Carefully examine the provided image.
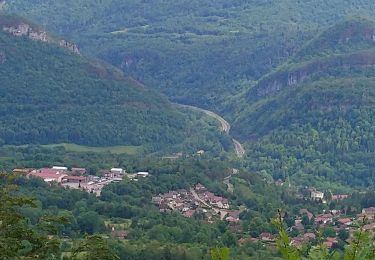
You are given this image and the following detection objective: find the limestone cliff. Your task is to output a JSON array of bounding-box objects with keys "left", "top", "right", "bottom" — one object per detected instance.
[{"left": 2, "top": 21, "right": 79, "bottom": 54}]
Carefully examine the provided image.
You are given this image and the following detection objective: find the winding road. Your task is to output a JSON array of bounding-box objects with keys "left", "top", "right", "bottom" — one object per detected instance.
[{"left": 176, "top": 104, "right": 245, "bottom": 158}]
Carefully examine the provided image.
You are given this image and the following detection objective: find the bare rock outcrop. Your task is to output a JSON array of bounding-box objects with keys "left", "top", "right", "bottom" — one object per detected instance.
[
  {"left": 251, "top": 52, "right": 375, "bottom": 98},
  {"left": 2, "top": 22, "right": 79, "bottom": 54}
]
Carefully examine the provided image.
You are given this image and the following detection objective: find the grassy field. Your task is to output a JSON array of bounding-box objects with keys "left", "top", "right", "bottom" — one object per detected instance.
[{"left": 12, "top": 143, "right": 142, "bottom": 155}]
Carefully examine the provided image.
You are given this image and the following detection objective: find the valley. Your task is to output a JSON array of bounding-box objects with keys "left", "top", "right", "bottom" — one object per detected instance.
[{"left": 3, "top": 1, "right": 375, "bottom": 259}]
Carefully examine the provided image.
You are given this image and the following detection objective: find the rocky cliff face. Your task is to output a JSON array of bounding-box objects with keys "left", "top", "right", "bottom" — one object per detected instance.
[
  {"left": 250, "top": 52, "right": 375, "bottom": 98},
  {"left": 2, "top": 22, "right": 79, "bottom": 54}
]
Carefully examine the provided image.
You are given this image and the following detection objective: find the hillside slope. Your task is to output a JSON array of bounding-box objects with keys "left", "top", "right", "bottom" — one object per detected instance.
[
  {"left": 0, "top": 15, "right": 228, "bottom": 153},
  {"left": 233, "top": 18, "right": 375, "bottom": 187},
  {"left": 7, "top": 0, "right": 375, "bottom": 109}
]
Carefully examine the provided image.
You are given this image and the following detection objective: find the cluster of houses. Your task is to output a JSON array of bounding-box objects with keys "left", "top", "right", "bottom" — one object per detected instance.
[
  {"left": 13, "top": 166, "right": 149, "bottom": 196},
  {"left": 239, "top": 202, "right": 375, "bottom": 249},
  {"left": 152, "top": 183, "right": 241, "bottom": 223},
  {"left": 195, "top": 183, "right": 230, "bottom": 209},
  {"left": 290, "top": 206, "right": 375, "bottom": 248}
]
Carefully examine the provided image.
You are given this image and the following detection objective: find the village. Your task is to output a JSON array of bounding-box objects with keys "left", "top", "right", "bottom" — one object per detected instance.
[
  {"left": 12, "top": 166, "right": 149, "bottom": 196},
  {"left": 152, "top": 183, "right": 242, "bottom": 224},
  {"left": 239, "top": 188, "right": 375, "bottom": 249},
  {"left": 11, "top": 166, "right": 375, "bottom": 249}
]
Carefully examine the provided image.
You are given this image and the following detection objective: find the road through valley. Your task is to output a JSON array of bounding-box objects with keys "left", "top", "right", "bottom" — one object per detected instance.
[{"left": 176, "top": 104, "right": 245, "bottom": 158}]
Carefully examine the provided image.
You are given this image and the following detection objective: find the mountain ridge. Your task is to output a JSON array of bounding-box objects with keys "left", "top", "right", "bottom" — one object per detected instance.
[
  {"left": 0, "top": 14, "right": 228, "bottom": 154},
  {"left": 231, "top": 17, "right": 375, "bottom": 187},
  {"left": 0, "top": 14, "right": 80, "bottom": 53},
  {"left": 246, "top": 18, "right": 375, "bottom": 100}
]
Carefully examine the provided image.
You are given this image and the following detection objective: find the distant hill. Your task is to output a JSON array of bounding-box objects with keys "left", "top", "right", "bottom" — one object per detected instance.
[
  {"left": 8, "top": 0, "right": 375, "bottom": 109},
  {"left": 0, "top": 15, "right": 228, "bottom": 153},
  {"left": 233, "top": 18, "right": 375, "bottom": 187}
]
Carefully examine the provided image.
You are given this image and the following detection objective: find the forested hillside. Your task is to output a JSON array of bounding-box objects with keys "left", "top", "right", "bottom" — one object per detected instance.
[
  {"left": 7, "top": 1, "right": 375, "bottom": 185},
  {"left": 234, "top": 18, "right": 375, "bottom": 187},
  {"left": 5, "top": 3, "right": 375, "bottom": 259},
  {"left": 7, "top": 1, "right": 375, "bottom": 109},
  {"left": 0, "top": 15, "right": 229, "bottom": 153}
]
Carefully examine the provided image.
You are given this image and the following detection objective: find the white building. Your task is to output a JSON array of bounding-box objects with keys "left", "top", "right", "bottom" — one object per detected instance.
[
  {"left": 111, "top": 168, "right": 124, "bottom": 174},
  {"left": 311, "top": 191, "right": 324, "bottom": 200},
  {"left": 137, "top": 172, "right": 149, "bottom": 178}
]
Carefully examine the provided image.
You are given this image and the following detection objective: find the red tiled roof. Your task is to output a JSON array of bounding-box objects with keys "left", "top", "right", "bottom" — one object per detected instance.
[
  {"left": 338, "top": 218, "right": 352, "bottom": 225},
  {"left": 29, "top": 168, "right": 64, "bottom": 181},
  {"left": 304, "top": 233, "right": 316, "bottom": 240}
]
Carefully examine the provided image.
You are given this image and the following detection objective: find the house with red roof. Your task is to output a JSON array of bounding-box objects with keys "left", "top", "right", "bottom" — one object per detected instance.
[
  {"left": 315, "top": 214, "right": 333, "bottom": 225},
  {"left": 324, "top": 237, "right": 337, "bottom": 248},
  {"left": 338, "top": 218, "right": 352, "bottom": 226},
  {"left": 203, "top": 192, "right": 229, "bottom": 209},
  {"left": 28, "top": 168, "right": 67, "bottom": 183},
  {"left": 303, "top": 233, "right": 316, "bottom": 241}
]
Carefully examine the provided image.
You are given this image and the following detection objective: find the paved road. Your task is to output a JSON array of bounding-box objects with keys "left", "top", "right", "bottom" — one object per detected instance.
[
  {"left": 176, "top": 104, "right": 245, "bottom": 158},
  {"left": 178, "top": 104, "right": 230, "bottom": 133},
  {"left": 232, "top": 138, "right": 245, "bottom": 158}
]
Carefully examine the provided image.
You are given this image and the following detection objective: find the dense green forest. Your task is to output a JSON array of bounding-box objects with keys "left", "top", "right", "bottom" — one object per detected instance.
[
  {"left": 232, "top": 18, "right": 375, "bottom": 188},
  {"left": 5, "top": 0, "right": 375, "bottom": 109},
  {"left": 0, "top": 15, "right": 231, "bottom": 154},
  {"left": 5, "top": 2, "right": 375, "bottom": 258}
]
